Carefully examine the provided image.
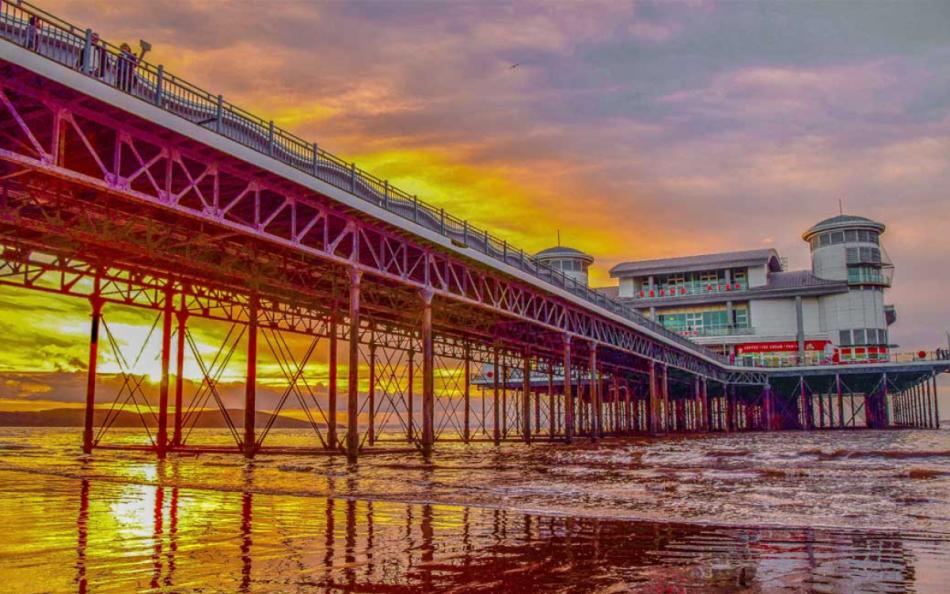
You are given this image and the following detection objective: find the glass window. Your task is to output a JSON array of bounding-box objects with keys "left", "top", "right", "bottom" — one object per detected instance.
[
  {"left": 846, "top": 247, "right": 858, "bottom": 263},
  {"left": 839, "top": 330, "right": 852, "bottom": 346},
  {"left": 831, "top": 231, "right": 845, "bottom": 244},
  {"left": 846, "top": 230, "right": 858, "bottom": 242},
  {"left": 858, "top": 230, "right": 869, "bottom": 242},
  {"left": 820, "top": 233, "right": 830, "bottom": 247},
  {"left": 734, "top": 308, "right": 749, "bottom": 327},
  {"left": 870, "top": 232, "right": 879, "bottom": 245},
  {"left": 854, "top": 329, "right": 866, "bottom": 345}
]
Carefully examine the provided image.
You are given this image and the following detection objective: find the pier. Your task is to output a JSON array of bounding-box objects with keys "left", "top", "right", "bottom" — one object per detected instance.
[{"left": 0, "top": 1, "right": 945, "bottom": 462}]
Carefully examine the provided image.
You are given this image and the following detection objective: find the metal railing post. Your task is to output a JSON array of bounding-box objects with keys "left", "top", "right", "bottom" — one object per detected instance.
[
  {"left": 267, "top": 120, "right": 275, "bottom": 155},
  {"left": 383, "top": 180, "right": 389, "bottom": 209},
  {"left": 215, "top": 95, "right": 223, "bottom": 132},
  {"left": 413, "top": 195, "right": 418, "bottom": 222},
  {"left": 440, "top": 208, "right": 445, "bottom": 235},
  {"left": 155, "top": 65, "right": 164, "bottom": 106},
  {"left": 82, "top": 28, "right": 92, "bottom": 74},
  {"left": 350, "top": 163, "right": 357, "bottom": 192},
  {"left": 311, "top": 142, "right": 319, "bottom": 175}
]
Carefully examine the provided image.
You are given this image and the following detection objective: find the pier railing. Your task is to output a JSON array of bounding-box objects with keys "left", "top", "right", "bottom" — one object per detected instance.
[{"left": 0, "top": 0, "right": 726, "bottom": 363}]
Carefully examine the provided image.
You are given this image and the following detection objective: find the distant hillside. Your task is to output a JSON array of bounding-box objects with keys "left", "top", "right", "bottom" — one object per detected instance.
[{"left": 0, "top": 408, "right": 314, "bottom": 429}]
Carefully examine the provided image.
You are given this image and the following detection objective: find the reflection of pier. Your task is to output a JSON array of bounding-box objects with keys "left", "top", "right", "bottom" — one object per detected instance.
[
  {"left": 71, "top": 465, "right": 931, "bottom": 592},
  {"left": 0, "top": 2, "right": 944, "bottom": 463}
]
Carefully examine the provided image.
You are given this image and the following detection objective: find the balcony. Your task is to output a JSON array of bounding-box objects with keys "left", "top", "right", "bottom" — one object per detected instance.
[
  {"left": 634, "top": 280, "right": 748, "bottom": 301},
  {"left": 674, "top": 325, "right": 755, "bottom": 338},
  {"left": 847, "top": 267, "right": 891, "bottom": 287}
]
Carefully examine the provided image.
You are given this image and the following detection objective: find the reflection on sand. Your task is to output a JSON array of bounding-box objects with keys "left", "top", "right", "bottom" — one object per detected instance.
[{"left": 23, "top": 459, "right": 938, "bottom": 593}]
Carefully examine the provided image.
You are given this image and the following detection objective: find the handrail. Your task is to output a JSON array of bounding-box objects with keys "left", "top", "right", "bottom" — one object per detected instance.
[{"left": 0, "top": 0, "right": 726, "bottom": 363}]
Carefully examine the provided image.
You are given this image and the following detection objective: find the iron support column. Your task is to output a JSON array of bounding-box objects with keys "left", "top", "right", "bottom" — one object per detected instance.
[
  {"left": 702, "top": 378, "right": 710, "bottom": 431},
  {"left": 661, "top": 364, "right": 670, "bottom": 432},
  {"left": 522, "top": 351, "right": 531, "bottom": 443},
  {"left": 836, "top": 374, "right": 844, "bottom": 429},
  {"left": 882, "top": 372, "right": 890, "bottom": 428},
  {"left": 547, "top": 363, "right": 555, "bottom": 438},
  {"left": 647, "top": 360, "right": 658, "bottom": 434},
  {"left": 420, "top": 288, "right": 434, "bottom": 458},
  {"left": 327, "top": 312, "right": 338, "bottom": 449},
  {"left": 82, "top": 297, "right": 103, "bottom": 455},
  {"left": 463, "top": 344, "right": 471, "bottom": 444},
  {"left": 563, "top": 336, "right": 574, "bottom": 443},
  {"left": 243, "top": 295, "right": 258, "bottom": 458},
  {"left": 172, "top": 300, "right": 187, "bottom": 447},
  {"left": 368, "top": 343, "right": 376, "bottom": 445},
  {"left": 493, "top": 346, "right": 501, "bottom": 446},
  {"left": 157, "top": 289, "right": 173, "bottom": 458},
  {"left": 346, "top": 270, "right": 362, "bottom": 462},
  {"left": 407, "top": 348, "right": 414, "bottom": 441},
  {"left": 933, "top": 373, "right": 941, "bottom": 429},
  {"left": 590, "top": 345, "right": 601, "bottom": 440}
]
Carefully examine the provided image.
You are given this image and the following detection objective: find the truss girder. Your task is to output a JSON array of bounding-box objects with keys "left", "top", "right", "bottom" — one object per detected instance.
[{"left": 0, "top": 72, "right": 726, "bottom": 381}]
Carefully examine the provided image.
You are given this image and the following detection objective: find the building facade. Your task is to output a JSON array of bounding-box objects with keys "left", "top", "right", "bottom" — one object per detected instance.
[{"left": 596, "top": 215, "right": 894, "bottom": 366}]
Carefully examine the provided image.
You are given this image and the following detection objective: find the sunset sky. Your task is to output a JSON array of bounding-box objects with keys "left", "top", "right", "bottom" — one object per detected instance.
[{"left": 1, "top": 0, "right": 948, "bottom": 411}]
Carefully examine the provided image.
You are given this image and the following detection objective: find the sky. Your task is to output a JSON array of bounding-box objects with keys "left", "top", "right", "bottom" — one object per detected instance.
[{"left": 1, "top": 0, "right": 948, "bottom": 412}]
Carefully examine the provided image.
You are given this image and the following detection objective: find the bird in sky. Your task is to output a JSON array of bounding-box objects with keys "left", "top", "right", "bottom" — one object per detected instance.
[{"left": 509, "top": 63, "right": 520, "bottom": 70}]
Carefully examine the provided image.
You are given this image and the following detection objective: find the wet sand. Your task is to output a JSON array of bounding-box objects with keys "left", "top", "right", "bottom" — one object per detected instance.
[{"left": 0, "top": 428, "right": 948, "bottom": 592}]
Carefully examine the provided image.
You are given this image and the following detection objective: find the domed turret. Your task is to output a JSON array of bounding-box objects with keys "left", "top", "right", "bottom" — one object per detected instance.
[
  {"left": 802, "top": 213, "right": 893, "bottom": 361},
  {"left": 535, "top": 246, "right": 594, "bottom": 287}
]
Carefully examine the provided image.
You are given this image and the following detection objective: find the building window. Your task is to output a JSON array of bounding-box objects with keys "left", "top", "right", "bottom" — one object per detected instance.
[
  {"left": 845, "top": 230, "right": 858, "bottom": 242},
  {"left": 839, "top": 330, "right": 852, "bottom": 346},
  {"left": 820, "top": 233, "right": 831, "bottom": 247},
  {"left": 853, "top": 329, "right": 866, "bottom": 345},
  {"left": 831, "top": 231, "right": 845, "bottom": 244}
]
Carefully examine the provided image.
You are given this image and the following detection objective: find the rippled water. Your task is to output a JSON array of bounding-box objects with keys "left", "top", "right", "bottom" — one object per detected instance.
[{"left": 0, "top": 427, "right": 948, "bottom": 592}]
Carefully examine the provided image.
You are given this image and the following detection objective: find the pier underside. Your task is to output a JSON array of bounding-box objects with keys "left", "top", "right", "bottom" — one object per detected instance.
[{"left": 0, "top": 2, "right": 944, "bottom": 462}]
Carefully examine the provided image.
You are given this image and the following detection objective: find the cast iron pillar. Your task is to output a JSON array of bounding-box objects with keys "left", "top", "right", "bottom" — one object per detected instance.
[
  {"left": 327, "top": 311, "right": 338, "bottom": 449},
  {"left": 522, "top": 351, "right": 531, "bottom": 443},
  {"left": 420, "top": 288, "right": 434, "bottom": 458},
  {"left": 243, "top": 295, "right": 258, "bottom": 458},
  {"left": 563, "top": 335, "right": 574, "bottom": 443},
  {"left": 82, "top": 296, "right": 103, "bottom": 455},
  {"left": 589, "top": 345, "right": 601, "bottom": 440},
  {"left": 346, "top": 270, "right": 362, "bottom": 462},
  {"left": 547, "top": 363, "right": 556, "bottom": 438},
  {"left": 493, "top": 346, "right": 501, "bottom": 445},
  {"left": 933, "top": 373, "right": 941, "bottom": 429},
  {"left": 368, "top": 343, "right": 376, "bottom": 445},
  {"left": 647, "top": 360, "right": 658, "bottom": 434},
  {"left": 172, "top": 297, "right": 188, "bottom": 447},
  {"left": 463, "top": 343, "right": 471, "bottom": 444},
  {"left": 156, "top": 288, "right": 173, "bottom": 458}
]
